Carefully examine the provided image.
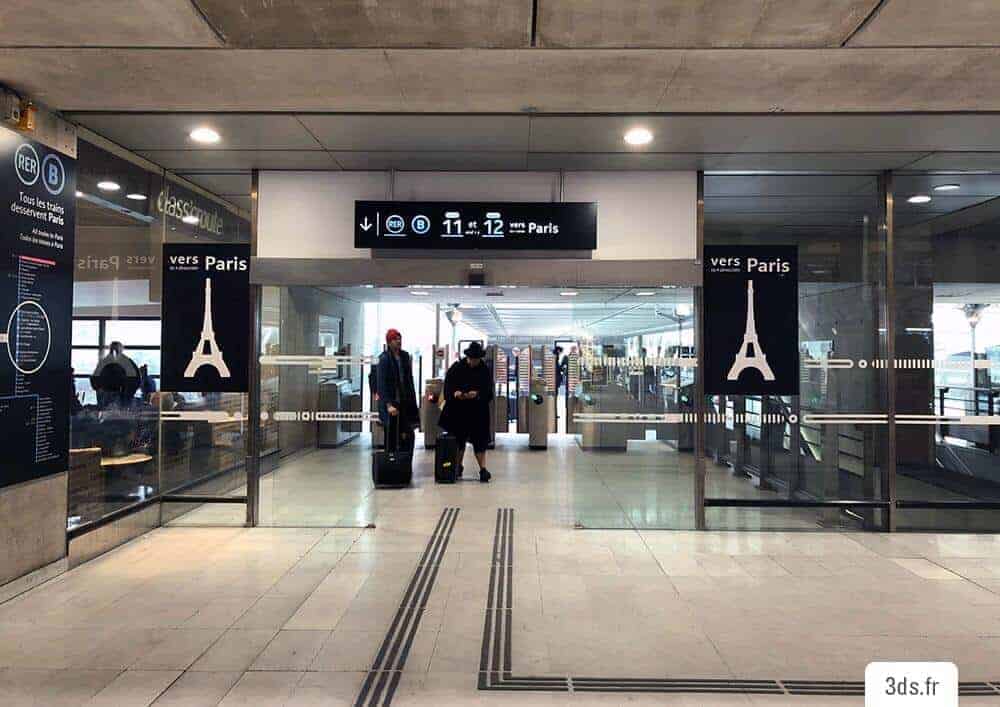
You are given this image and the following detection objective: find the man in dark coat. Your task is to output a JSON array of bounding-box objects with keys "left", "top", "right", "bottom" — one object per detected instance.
[
  {"left": 438, "top": 341, "right": 495, "bottom": 482},
  {"left": 375, "top": 329, "right": 419, "bottom": 452}
]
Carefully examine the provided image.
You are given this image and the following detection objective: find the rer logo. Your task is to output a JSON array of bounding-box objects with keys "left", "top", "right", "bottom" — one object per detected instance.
[
  {"left": 385, "top": 214, "right": 405, "bottom": 234},
  {"left": 14, "top": 143, "right": 40, "bottom": 186},
  {"left": 41, "top": 154, "right": 65, "bottom": 196}
]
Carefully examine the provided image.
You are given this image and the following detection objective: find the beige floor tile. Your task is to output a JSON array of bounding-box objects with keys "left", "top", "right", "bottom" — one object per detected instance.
[
  {"left": 250, "top": 629, "right": 330, "bottom": 671},
  {"left": 890, "top": 557, "right": 963, "bottom": 580},
  {"left": 231, "top": 595, "right": 305, "bottom": 630},
  {"left": 189, "top": 629, "right": 277, "bottom": 672},
  {"left": 132, "top": 629, "right": 227, "bottom": 670},
  {"left": 150, "top": 671, "right": 242, "bottom": 707},
  {"left": 216, "top": 670, "right": 302, "bottom": 707},
  {"left": 86, "top": 669, "right": 182, "bottom": 707}
]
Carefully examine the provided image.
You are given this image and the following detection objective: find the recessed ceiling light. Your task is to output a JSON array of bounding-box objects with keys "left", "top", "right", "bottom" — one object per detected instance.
[
  {"left": 560, "top": 291, "right": 579, "bottom": 297},
  {"left": 125, "top": 193, "right": 147, "bottom": 201},
  {"left": 932, "top": 183, "right": 960, "bottom": 192},
  {"left": 96, "top": 180, "right": 120, "bottom": 192},
  {"left": 74, "top": 190, "right": 83, "bottom": 198},
  {"left": 635, "top": 291, "right": 656, "bottom": 297},
  {"left": 182, "top": 214, "right": 200, "bottom": 224},
  {"left": 907, "top": 195, "right": 932, "bottom": 204},
  {"left": 624, "top": 127, "right": 653, "bottom": 146},
  {"left": 189, "top": 127, "right": 220, "bottom": 144},
  {"left": 411, "top": 290, "right": 429, "bottom": 296}
]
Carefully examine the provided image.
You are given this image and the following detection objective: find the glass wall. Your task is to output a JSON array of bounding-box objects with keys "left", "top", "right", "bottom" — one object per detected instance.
[
  {"left": 68, "top": 139, "right": 249, "bottom": 532},
  {"left": 892, "top": 173, "right": 1000, "bottom": 530},
  {"left": 702, "top": 174, "right": 889, "bottom": 530}
]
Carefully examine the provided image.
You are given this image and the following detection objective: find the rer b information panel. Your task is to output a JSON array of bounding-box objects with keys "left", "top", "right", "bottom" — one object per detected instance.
[{"left": 0, "top": 126, "right": 76, "bottom": 489}]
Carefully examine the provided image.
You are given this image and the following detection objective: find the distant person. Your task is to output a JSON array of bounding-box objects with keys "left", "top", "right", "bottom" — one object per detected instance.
[
  {"left": 439, "top": 341, "right": 495, "bottom": 483},
  {"left": 375, "top": 329, "right": 418, "bottom": 452},
  {"left": 554, "top": 346, "right": 565, "bottom": 391}
]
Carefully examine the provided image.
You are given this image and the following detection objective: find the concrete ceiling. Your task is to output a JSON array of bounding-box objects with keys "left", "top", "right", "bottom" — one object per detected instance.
[
  {"left": 4, "top": 1, "right": 998, "bottom": 49},
  {"left": 7, "top": 47, "right": 1000, "bottom": 114}
]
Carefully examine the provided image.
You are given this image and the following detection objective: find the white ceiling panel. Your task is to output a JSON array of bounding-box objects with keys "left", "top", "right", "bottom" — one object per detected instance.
[
  {"left": 903, "top": 153, "right": 1000, "bottom": 172},
  {"left": 527, "top": 153, "right": 709, "bottom": 170},
  {"left": 529, "top": 115, "right": 1000, "bottom": 153},
  {"left": 298, "top": 114, "right": 530, "bottom": 151},
  {"left": 331, "top": 151, "right": 529, "bottom": 171},
  {"left": 137, "top": 150, "right": 339, "bottom": 170},
  {"left": 67, "top": 113, "right": 320, "bottom": 150},
  {"left": 174, "top": 172, "right": 252, "bottom": 195}
]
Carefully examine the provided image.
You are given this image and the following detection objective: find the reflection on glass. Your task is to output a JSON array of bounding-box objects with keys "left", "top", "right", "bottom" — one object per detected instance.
[
  {"left": 703, "top": 174, "right": 888, "bottom": 531},
  {"left": 106, "top": 319, "right": 161, "bottom": 346},
  {"left": 893, "top": 172, "right": 1000, "bottom": 531},
  {"left": 72, "top": 319, "right": 99, "bottom": 346}
]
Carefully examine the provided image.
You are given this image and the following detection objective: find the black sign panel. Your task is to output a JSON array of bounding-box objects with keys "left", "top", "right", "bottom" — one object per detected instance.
[
  {"left": 0, "top": 127, "right": 76, "bottom": 489},
  {"left": 704, "top": 245, "right": 798, "bottom": 396},
  {"left": 161, "top": 243, "right": 249, "bottom": 392},
  {"left": 354, "top": 201, "right": 597, "bottom": 250}
]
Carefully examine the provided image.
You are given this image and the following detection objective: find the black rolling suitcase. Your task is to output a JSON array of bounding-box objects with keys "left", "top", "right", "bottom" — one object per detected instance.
[
  {"left": 372, "top": 418, "right": 413, "bottom": 488},
  {"left": 434, "top": 432, "right": 459, "bottom": 484}
]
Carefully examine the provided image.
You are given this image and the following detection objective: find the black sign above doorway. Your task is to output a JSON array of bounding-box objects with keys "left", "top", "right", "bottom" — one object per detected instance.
[
  {"left": 704, "top": 245, "right": 799, "bottom": 396},
  {"left": 161, "top": 243, "right": 250, "bottom": 393},
  {"left": 354, "top": 201, "right": 597, "bottom": 250}
]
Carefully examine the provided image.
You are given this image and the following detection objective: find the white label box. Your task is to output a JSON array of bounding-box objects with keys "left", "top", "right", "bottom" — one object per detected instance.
[{"left": 865, "top": 662, "right": 958, "bottom": 707}]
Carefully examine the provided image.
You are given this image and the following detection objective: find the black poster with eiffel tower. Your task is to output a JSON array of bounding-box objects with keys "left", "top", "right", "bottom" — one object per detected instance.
[
  {"left": 161, "top": 243, "right": 250, "bottom": 393},
  {"left": 703, "top": 245, "right": 798, "bottom": 396}
]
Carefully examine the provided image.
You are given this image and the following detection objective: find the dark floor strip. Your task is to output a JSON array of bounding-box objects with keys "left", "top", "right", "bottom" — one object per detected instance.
[
  {"left": 354, "top": 507, "right": 459, "bottom": 707},
  {"left": 476, "top": 507, "right": 1000, "bottom": 698}
]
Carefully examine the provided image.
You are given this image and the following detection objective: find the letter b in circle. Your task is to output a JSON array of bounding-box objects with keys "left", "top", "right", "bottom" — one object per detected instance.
[{"left": 41, "top": 154, "right": 65, "bottom": 196}]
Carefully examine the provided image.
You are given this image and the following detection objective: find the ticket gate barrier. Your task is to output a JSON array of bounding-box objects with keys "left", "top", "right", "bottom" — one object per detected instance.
[
  {"left": 528, "top": 378, "right": 553, "bottom": 450},
  {"left": 420, "top": 378, "right": 443, "bottom": 449}
]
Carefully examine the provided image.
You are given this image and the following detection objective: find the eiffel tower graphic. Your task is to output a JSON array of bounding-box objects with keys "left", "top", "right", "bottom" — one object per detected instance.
[
  {"left": 184, "top": 277, "right": 231, "bottom": 379},
  {"left": 727, "top": 280, "right": 775, "bottom": 382}
]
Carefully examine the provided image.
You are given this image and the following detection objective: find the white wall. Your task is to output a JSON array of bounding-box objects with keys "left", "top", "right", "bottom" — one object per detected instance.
[
  {"left": 258, "top": 171, "right": 386, "bottom": 259},
  {"left": 257, "top": 170, "right": 696, "bottom": 261},
  {"left": 563, "top": 172, "right": 696, "bottom": 260}
]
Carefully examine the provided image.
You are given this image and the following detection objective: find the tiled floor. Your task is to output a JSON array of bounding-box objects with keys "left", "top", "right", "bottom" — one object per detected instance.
[{"left": 5, "top": 439, "right": 1000, "bottom": 705}]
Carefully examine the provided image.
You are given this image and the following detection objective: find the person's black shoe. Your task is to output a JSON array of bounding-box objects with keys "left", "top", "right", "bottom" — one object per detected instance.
[{"left": 479, "top": 468, "right": 491, "bottom": 483}]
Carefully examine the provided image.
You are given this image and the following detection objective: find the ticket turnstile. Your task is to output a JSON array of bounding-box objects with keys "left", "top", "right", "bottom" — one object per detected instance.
[
  {"left": 527, "top": 378, "right": 552, "bottom": 449},
  {"left": 420, "top": 378, "right": 443, "bottom": 448}
]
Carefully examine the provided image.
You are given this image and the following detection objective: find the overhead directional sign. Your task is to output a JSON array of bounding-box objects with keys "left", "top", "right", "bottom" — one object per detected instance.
[{"left": 354, "top": 201, "right": 597, "bottom": 250}]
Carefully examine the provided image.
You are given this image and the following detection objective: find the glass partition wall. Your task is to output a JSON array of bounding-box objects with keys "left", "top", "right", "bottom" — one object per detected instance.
[
  {"left": 702, "top": 174, "right": 890, "bottom": 530},
  {"left": 67, "top": 139, "right": 250, "bottom": 536},
  {"left": 892, "top": 173, "right": 1000, "bottom": 531},
  {"left": 239, "top": 171, "right": 1000, "bottom": 533}
]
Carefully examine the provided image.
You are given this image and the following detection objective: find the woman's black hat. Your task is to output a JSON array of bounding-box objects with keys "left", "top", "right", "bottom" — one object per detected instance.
[{"left": 464, "top": 341, "right": 487, "bottom": 358}]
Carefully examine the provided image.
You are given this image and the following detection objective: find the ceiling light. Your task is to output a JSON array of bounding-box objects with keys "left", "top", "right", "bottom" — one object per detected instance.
[
  {"left": 411, "top": 291, "right": 429, "bottom": 296},
  {"left": 363, "top": 284, "right": 374, "bottom": 288},
  {"left": 97, "top": 180, "right": 120, "bottom": 192},
  {"left": 560, "top": 291, "right": 579, "bottom": 297},
  {"left": 74, "top": 190, "right": 83, "bottom": 198},
  {"left": 932, "top": 184, "right": 960, "bottom": 192},
  {"left": 624, "top": 127, "right": 653, "bottom": 146},
  {"left": 907, "top": 195, "right": 931, "bottom": 204},
  {"left": 125, "top": 193, "right": 147, "bottom": 201},
  {"left": 635, "top": 291, "right": 656, "bottom": 297},
  {"left": 189, "top": 127, "right": 221, "bottom": 144},
  {"left": 182, "top": 214, "right": 200, "bottom": 224}
]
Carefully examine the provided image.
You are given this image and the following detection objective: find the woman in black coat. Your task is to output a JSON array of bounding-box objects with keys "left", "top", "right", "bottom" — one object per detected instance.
[{"left": 438, "top": 341, "right": 495, "bottom": 482}]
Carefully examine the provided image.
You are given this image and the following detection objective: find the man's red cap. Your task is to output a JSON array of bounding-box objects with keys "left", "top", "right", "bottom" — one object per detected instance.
[{"left": 386, "top": 328, "right": 402, "bottom": 343}]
